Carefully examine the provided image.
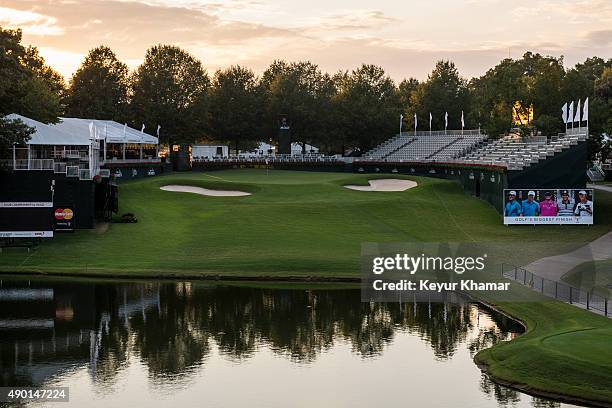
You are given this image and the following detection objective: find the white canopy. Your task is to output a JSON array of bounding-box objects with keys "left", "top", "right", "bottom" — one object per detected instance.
[
  {"left": 6, "top": 114, "right": 84, "bottom": 145},
  {"left": 5, "top": 114, "right": 159, "bottom": 146}
]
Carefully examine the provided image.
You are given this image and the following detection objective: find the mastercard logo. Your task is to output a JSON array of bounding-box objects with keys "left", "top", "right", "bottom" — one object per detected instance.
[{"left": 55, "top": 208, "right": 74, "bottom": 220}]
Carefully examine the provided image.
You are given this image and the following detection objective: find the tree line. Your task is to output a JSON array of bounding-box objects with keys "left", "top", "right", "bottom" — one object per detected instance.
[{"left": 1, "top": 26, "right": 611, "bottom": 159}]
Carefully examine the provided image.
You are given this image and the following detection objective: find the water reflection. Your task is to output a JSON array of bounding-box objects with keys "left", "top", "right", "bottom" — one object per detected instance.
[{"left": 0, "top": 279, "right": 571, "bottom": 407}]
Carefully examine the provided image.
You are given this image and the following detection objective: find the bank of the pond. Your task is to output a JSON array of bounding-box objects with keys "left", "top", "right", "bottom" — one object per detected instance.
[{"left": 474, "top": 295, "right": 612, "bottom": 408}]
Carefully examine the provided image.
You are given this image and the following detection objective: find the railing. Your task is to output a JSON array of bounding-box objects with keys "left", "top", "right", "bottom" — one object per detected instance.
[
  {"left": 66, "top": 166, "right": 79, "bottom": 178},
  {"left": 2, "top": 159, "right": 54, "bottom": 170},
  {"left": 399, "top": 129, "right": 483, "bottom": 137},
  {"left": 102, "top": 158, "right": 161, "bottom": 164},
  {"left": 192, "top": 155, "right": 341, "bottom": 163},
  {"left": 502, "top": 264, "right": 609, "bottom": 318},
  {"left": 54, "top": 162, "right": 67, "bottom": 174}
]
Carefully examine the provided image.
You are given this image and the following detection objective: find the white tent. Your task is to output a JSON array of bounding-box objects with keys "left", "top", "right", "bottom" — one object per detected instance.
[{"left": 5, "top": 114, "right": 159, "bottom": 146}]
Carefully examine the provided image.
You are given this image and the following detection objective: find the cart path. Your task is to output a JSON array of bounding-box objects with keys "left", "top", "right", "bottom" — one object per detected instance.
[{"left": 522, "top": 230, "right": 612, "bottom": 281}]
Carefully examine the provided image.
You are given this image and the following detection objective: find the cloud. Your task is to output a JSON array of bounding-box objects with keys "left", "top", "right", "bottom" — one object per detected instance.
[
  {"left": 583, "top": 30, "right": 612, "bottom": 47},
  {"left": 0, "top": 6, "right": 64, "bottom": 35},
  {"left": 314, "top": 10, "right": 399, "bottom": 31},
  {"left": 4, "top": 0, "right": 611, "bottom": 82}
]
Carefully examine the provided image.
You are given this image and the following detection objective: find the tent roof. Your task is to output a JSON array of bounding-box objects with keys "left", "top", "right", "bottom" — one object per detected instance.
[
  {"left": 4, "top": 114, "right": 159, "bottom": 145},
  {"left": 5, "top": 114, "right": 85, "bottom": 145},
  {"left": 54, "top": 118, "right": 159, "bottom": 145}
]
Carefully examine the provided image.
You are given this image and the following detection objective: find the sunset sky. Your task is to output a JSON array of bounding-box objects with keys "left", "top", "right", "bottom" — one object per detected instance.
[{"left": 1, "top": 0, "right": 611, "bottom": 81}]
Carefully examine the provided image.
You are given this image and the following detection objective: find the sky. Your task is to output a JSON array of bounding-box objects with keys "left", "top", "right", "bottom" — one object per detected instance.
[{"left": 1, "top": 0, "right": 611, "bottom": 82}]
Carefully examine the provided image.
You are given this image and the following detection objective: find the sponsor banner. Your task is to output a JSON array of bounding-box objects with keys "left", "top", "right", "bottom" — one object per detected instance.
[
  {"left": 0, "top": 202, "right": 53, "bottom": 208},
  {"left": 503, "top": 188, "right": 593, "bottom": 225},
  {"left": 54, "top": 206, "right": 74, "bottom": 231},
  {"left": 0, "top": 231, "right": 53, "bottom": 238}
]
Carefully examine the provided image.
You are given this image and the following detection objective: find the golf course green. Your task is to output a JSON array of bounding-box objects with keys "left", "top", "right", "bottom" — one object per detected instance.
[
  {"left": 1, "top": 169, "right": 612, "bottom": 405},
  {"left": 1, "top": 169, "right": 611, "bottom": 277}
]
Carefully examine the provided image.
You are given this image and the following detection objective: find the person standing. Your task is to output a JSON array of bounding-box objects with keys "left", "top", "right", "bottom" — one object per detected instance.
[
  {"left": 557, "top": 190, "right": 574, "bottom": 216},
  {"left": 504, "top": 190, "right": 522, "bottom": 216},
  {"left": 521, "top": 191, "right": 540, "bottom": 216},
  {"left": 574, "top": 190, "right": 593, "bottom": 217},
  {"left": 539, "top": 191, "right": 558, "bottom": 216}
]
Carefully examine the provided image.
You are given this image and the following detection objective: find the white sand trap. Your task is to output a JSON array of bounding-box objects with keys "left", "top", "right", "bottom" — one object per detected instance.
[
  {"left": 344, "top": 179, "right": 417, "bottom": 192},
  {"left": 160, "top": 185, "right": 251, "bottom": 197}
]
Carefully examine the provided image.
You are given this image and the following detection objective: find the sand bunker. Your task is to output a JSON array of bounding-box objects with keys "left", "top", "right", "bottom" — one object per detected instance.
[
  {"left": 160, "top": 185, "right": 251, "bottom": 197},
  {"left": 344, "top": 179, "right": 417, "bottom": 192}
]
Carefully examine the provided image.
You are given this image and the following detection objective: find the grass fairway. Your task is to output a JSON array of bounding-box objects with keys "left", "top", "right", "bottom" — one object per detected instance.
[
  {"left": 1, "top": 169, "right": 612, "bottom": 404},
  {"left": 1, "top": 169, "right": 611, "bottom": 277}
]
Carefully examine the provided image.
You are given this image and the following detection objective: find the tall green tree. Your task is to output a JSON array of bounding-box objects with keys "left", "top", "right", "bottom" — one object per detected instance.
[
  {"left": 410, "top": 61, "right": 469, "bottom": 131},
  {"left": 334, "top": 64, "right": 400, "bottom": 152},
  {"left": 0, "top": 27, "right": 64, "bottom": 123},
  {"left": 66, "top": 46, "right": 129, "bottom": 120},
  {"left": 0, "top": 117, "right": 35, "bottom": 169},
  {"left": 260, "top": 60, "right": 335, "bottom": 153},
  {"left": 472, "top": 52, "right": 566, "bottom": 137},
  {"left": 209, "top": 65, "right": 262, "bottom": 154},
  {"left": 130, "top": 45, "right": 209, "bottom": 144}
]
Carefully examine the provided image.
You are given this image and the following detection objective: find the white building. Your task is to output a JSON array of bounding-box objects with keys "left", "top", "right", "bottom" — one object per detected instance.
[{"left": 192, "top": 144, "right": 229, "bottom": 159}]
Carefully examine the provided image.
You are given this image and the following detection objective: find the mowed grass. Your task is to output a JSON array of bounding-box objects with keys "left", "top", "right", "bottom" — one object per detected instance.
[
  {"left": 475, "top": 293, "right": 612, "bottom": 405},
  {"left": 1, "top": 169, "right": 612, "bottom": 277}
]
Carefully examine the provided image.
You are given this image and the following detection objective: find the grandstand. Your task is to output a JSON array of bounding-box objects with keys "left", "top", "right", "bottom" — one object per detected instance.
[
  {"left": 362, "top": 128, "right": 588, "bottom": 171},
  {"left": 364, "top": 130, "right": 485, "bottom": 162}
]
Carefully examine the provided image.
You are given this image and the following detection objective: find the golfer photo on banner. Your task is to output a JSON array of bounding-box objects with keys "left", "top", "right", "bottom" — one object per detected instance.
[{"left": 503, "top": 188, "right": 594, "bottom": 225}]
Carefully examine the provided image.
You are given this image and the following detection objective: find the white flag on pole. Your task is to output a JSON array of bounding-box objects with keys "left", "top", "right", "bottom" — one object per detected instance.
[
  {"left": 568, "top": 101, "right": 574, "bottom": 123},
  {"left": 429, "top": 112, "right": 432, "bottom": 129},
  {"left": 461, "top": 111, "right": 465, "bottom": 129},
  {"left": 561, "top": 102, "right": 568, "bottom": 123},
  {"left": 574, "top": 99, "right": 581, "bottom": 123},
  {"left": 157, "top": 124, "right": 161, "bottom": 137},
  {"left": 582, "top": 97, "right": 589, "bottom": 122},
  {"left": 444, "top": 112, "right": 448, "bottom": 130},
  {"left": 141, "top": 124, "right": 146, "bottom": 133},
  {"left": 399, "top": 114, "right": 403, "bottom": 134},
  {"left": 414, "top": 113, "right": 417, "bottom": 131}
]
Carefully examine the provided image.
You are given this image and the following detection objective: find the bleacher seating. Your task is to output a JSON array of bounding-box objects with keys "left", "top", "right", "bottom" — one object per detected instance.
[
  {"left": 364, "top": 130, "right": 485, "bottom": 162},
  {"left": 361, "top": 128, "right": 588, "bottom": 171}
]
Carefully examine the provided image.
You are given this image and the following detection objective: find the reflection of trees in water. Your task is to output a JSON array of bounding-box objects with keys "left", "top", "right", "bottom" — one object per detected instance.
[
  {"left": 479, "top": 373, "right": 562, "bottom": 408},
  {"left": 0, "top": 281, "right": 522, "bottom": 397},
  {"left": 480, "top": 372, "right": 522, "bottom": 407},
  {"left": 122, "top": 285, "right": 517, "bottom": 371}
]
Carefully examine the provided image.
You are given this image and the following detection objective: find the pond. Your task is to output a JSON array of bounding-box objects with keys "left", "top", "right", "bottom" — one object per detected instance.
[{"left": 0, "top": 278, "right": 576, "bottom": 407}]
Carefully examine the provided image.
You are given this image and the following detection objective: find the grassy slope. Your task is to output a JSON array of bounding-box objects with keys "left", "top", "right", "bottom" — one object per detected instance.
[
  {"left": 563, "top": 260, "right": 612, "bottom": 298},
  {"left": 475, "top": 293, "right": 612, "bottom": 405},
  {"left": 1, "top": 169, "right": 611, "bottom": 277},
  {"left": 2, "top": 169, "right": 612, "bottom": 403}
]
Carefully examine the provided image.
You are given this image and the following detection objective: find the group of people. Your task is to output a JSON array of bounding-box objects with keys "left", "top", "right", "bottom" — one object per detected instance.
[{"left": 504, "top": 190, "right": 593, "bottom": 217}]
